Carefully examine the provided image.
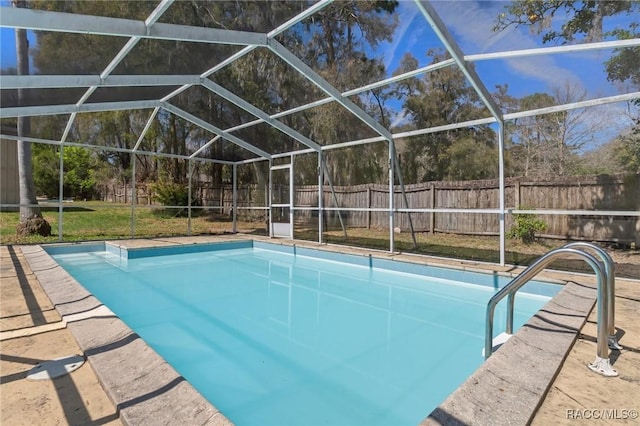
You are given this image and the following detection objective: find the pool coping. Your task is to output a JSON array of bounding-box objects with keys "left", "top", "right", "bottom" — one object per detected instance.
[{"left": 22, "top": 236, "right": 602, "bottom": 425}]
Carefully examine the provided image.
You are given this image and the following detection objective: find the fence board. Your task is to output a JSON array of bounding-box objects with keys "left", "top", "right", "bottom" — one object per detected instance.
[{"left": 98, "top": 174, "right": 640, "bottom": 244}]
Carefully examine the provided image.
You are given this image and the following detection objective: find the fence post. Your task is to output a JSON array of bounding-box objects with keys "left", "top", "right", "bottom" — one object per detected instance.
[
  {"left": 515, "top": 179, "right": 521, "bottom": 208},
  {"left": 430, "top": 182, "right": 436, "bottom": 235}
]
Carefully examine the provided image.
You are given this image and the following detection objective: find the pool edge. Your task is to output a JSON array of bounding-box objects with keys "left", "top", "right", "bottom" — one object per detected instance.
[
  {"left": 24, "top": 237, "right": 600, "bottom": 426},
  {"left": 20, "top": 244, "right": 234, "bottom": 426},
  {"left": 421, "top": 280, "right": 597, "bottom": 426}
]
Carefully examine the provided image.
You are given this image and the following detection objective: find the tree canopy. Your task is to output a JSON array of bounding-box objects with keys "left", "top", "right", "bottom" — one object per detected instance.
[{"left": 494, "top": 0, "right": 640, "bottom": 88}]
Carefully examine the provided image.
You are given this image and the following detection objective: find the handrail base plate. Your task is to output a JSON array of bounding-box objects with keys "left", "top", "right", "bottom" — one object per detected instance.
[{"left": 588, "top": 356, "right": 619, "bottom": 377}]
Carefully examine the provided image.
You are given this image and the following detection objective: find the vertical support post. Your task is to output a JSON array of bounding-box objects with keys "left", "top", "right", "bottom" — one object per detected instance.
[
  {"left": 322, "top": 161, "right": 347, "bottom": 237},
  {"left": 289, "top": 155, "right": 294, "bottom": 239},
  {"left": 389, "top": 140, "right": 395, "bottom": 253},
  {"left": 318, "top": 151, "right": 324, "bottom": 244},
  {"left": 130, "top": 154, "right": 136, "bottom": 238},
  {"left": 268, "top": 159, "right": 273, "bottom": 237},
  {"left": 187, "top": 159, "right": 192, "bottom": 236},
  {"left": 366, "top": 186, "right": 371, "bottom": 229},
  {"left": 232, "top": 163, "right": 237, "bottom": 233},
  {"left": 58, "top": 144, "right": 64, "bottom": 242},
  {"left": 498, "top": 122, "right": 506, "bottom": 265},
  {"left": 430, "top": 182, "right": 436, "bottom": 235},
  {"left": 219, "top": 185, "right": 224, "bottom": 215},
  {"left": 392, "top": 146, "right": 417, "bottom": 249},
  {"left": 514, "top": 179, "right": 521, "bottom": 210}
]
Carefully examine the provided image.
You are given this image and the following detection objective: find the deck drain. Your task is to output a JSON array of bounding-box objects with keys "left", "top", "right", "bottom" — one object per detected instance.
[{"left": 26, "top": 355, "right": 85, "bottom": 381}]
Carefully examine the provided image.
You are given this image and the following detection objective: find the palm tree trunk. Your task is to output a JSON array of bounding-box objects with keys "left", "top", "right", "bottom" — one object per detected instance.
[{"left": 14, "top": 0, "right": 50, "bottom": 236}]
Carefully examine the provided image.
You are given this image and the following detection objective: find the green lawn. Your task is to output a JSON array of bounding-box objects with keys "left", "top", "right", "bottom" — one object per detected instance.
[
  {"left": 0, "top": 201, "right": 266, "bottom": 245},
  {"left": 2, "top": 201, "right": 638, "bottom": 278}
]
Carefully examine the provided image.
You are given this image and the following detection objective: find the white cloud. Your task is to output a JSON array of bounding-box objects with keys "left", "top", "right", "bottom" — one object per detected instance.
[
  {"left": 430, "top": 1, "right": 585, "bottom": 93},
  {"left": 382, "top": 3, "right": 421, "bottom": 70},
  {"left": 389, "top": 109, "right": 411, "bottom": 129}
]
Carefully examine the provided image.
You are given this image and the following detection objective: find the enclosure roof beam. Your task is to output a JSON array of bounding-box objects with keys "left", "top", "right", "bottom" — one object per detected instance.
[
  {"left": 267, "top": 38, "right": 394, "bottom": 141},
  {"left": 60, "top": 112, "right": 77, "bottom": 143},
  {"left": 160, "top": 102, "right": 272, "bottom": 160},
  {"left": 415, "top": 0, "right": 503, "bottom": 122},
  {"left": 504, "top": 92, "right": 640, "bottom": 121},
  {"left": 132, "top": 107, "right": 160, "bottom": 152},
  {"left": 267, "top": 0, "right": 334, "bottom": 38},
  {"left": 190, "top": 135, "right": 222, "bottom": 159},
  {"left": 0, "top": 132, "right": 232, "bottom": 164},
  {"left": 0, "top": 7, "right": 267, "bottom": 46},
  {"left": 394, "top": 117, "right": 498, "bottom": 139},
  {"left": 0, "top": 100, "right": 159, "bottom": 118},
  {"left": 0, "top": 74, "right": 203, "bottom": 89},
  {"left": 466, "top": 38, "right": 640, "bottom": 62},
  {"left": 197, "top": 97, "right": 335, "bottom": 140},
  {"left": 163, "top": 0, "right": 336, "bottom": 133},
  {"left": 200, "top": 79, "right": 321, "bottom": 152},
  {"left": 211, "top": 56, "right": 448, "bottom": 137},
  {"left": 100, "top": 0, "right": 175, "bottom": 81},
  {"left": 342, "top": 59, "right": 456, "bottom": 97}
]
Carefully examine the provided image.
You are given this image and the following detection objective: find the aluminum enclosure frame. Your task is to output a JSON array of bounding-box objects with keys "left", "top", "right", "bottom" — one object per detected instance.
[{"left": 2, "top": 0, "right": 640, "bottom": 263}]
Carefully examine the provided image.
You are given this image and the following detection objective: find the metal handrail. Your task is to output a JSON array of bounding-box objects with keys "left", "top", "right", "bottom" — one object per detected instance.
[
  {"left": 562, "top": 242, "right": 619, "bottom": 349},
  {"left": 484, "top": 245, "right": 618, "bottom": 376},
  {"left": 504, "top": 243, "right": 617, "bottom": 343}
]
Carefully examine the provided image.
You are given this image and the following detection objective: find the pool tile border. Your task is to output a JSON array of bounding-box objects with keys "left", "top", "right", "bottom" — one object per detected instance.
[{"left": 23, "top": 237, "right": 599, "bottom": 426}]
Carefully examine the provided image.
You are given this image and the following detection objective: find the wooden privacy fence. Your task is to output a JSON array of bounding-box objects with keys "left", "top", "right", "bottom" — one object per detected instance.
[{"left": 99, "top": 174, "right": 640, "bottom": 244}]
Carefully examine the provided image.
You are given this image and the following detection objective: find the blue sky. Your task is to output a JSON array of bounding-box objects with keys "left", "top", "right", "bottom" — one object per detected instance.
[
  {"left": 380, "top": 1, "right": 629, "bottom": 99},
  {"left": 1, "top": 0, "right": 636, "bottom": 141},
  {"left": 374, "top": 1, "right": 636, "bottom": 138}
]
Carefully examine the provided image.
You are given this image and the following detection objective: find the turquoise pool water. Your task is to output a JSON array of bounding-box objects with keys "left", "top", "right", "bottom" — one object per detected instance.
[{"left": 49, "top": 242, "right": 560, "bottom": 425}]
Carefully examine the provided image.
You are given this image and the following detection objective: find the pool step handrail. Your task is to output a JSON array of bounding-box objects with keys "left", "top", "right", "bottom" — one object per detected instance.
[
  {"left": 484, "top": 243, "right": 618, "bottom": 377},
  {"left": 562, "top": 242, "right": 620, "bottom": 350},
  {"left": 504, "top": 242, "right": 619, "bottom": 350}
]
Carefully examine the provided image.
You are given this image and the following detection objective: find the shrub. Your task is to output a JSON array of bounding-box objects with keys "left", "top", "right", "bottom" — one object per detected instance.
[
  {"left": 508, "top": 210, "right": 547, "bottom": 244},
  {"left": 149, "top": 180, "right": 189, "bottom": 207}
]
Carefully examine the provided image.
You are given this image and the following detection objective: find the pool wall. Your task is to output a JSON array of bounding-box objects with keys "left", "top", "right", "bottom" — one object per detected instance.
[{"left": 22, "top": 238, "right": 598, "bottom": 425}]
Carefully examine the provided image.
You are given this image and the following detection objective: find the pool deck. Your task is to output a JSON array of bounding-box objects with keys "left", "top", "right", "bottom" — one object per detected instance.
[{"left": 1, "top": 235, "right": 638, "bottom": 425}]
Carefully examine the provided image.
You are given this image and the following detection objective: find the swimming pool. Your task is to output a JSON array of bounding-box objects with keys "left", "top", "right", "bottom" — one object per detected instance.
[{"left": 47, "top": 241, "right": 561, "bottom": 425}]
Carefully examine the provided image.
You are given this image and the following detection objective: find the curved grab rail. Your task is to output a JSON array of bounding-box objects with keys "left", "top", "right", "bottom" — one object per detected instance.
[
  {"left": 505, "top": 243, "right": 617, "bottom": 345},
  {"left": 562, "top": 242, "right": 618, "bottom": 348},
  {"left": 484, "top": 246, "right": 617, "bottom": 376}
]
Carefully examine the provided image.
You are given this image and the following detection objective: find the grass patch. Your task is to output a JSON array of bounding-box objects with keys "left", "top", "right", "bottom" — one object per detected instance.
[
  {"left": 0, "top": 201, "right": 266, "bottom": 245},
  {"left": 3, "top": 202, "right": 638, "bottom": 278}
]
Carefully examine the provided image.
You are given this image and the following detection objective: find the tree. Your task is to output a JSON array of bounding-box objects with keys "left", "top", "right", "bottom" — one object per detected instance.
[
  {"left": 392, "top": 51, "right": 497, "bottom": 182},
  {"left": 62, "top": 147, "right": 98, "bottom": 199},
  {"left": 616, "top": 119, "right": 640, "bottom": 173},
  {"left": 508, "top": 84, "right": 604, "bottom": 177},
  {"left": 495, "top": 2, "right": 640, "bottom": 178},
  {"left": 27, "top": 0, "right": 401, "bottom": 202},
  {"left": 280, "top": 0, "right": 400, "bottom": 186},
  {"left": 32, "top": 144, "right": 59, "bottom": 197},
  {"left": 494, "top": 1, "right": 640, "bottom": 87},
  {"left": 13, "top": 0, "right": 50, "bottom": 237}
]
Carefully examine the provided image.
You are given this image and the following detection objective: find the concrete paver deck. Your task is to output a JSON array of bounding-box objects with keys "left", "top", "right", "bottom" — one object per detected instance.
[
  {"left": 532, "top": 277, "right": 640, "bottom": 425},
  {"left": 1, "top": 237, "right": 638, "bottom": 425},
  {"left": 0, "top": 245, "right": 122, "bottom": 426}
]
